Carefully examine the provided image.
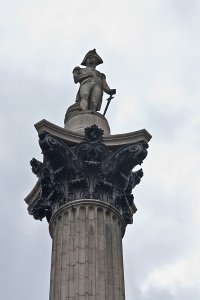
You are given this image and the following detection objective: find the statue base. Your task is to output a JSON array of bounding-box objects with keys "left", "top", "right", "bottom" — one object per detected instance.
[{"left": 64, "top": 111, "right": 111, "bottom": 135}]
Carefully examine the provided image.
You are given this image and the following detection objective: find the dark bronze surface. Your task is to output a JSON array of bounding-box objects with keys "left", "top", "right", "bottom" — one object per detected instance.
[{"left": 28, "top": 125, "right": 148, "bottom": 225}]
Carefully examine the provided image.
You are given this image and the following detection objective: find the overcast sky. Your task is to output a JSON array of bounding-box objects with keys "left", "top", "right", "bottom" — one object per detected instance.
[{"left": 1, "top": 0, "right": 200, "bottom": 299}]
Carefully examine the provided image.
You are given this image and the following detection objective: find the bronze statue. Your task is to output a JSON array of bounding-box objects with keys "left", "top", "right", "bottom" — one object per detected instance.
[{"left": 65, "top": 49, "right": 116, "bottom": 121}]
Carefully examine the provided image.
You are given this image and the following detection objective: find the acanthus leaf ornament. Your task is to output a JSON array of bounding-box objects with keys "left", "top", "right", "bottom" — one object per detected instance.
[{"left": 28, "top": 126, "right": 148, "bottom": 225}]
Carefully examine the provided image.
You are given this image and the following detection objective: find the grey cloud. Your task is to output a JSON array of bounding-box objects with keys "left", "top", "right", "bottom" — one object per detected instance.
[{"left": 142, "top": 287, "right": 175, "bottom": 300}]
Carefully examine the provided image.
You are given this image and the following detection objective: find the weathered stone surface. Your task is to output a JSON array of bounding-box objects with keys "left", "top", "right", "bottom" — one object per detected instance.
[
  {"left": 65, "top": 49, "right": 116, "bottom": 121},
  {"left": 32, "top": 119, "right": 152, "bottom": 148},
  {"left": 64, "top": 111, "right": 110, "bottom": 135},
  {"left": 27, "top": 125, "right": 148, "bottom": 225},
  {"left": 49, "top": 199, "right": 126, "bottom": 300},
  {"left": 25, "top": 118, "right": 151, "bottom": 300},
  {"left": 25, "top": 122, "right": 151, "bottom": 211}
]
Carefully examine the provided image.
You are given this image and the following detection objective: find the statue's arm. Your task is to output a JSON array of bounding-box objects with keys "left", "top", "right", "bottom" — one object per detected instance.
[
  {"left": 101, "top": 73, "right": 116, "bottom": 95},
  {"left": 73, "top": 67, "right": 92, "bottom": 84}
]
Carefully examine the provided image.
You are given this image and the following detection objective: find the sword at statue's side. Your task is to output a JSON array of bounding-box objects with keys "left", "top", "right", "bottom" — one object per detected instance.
[{"left": 103, "top": 94, "right": 115, "bottom": 116}]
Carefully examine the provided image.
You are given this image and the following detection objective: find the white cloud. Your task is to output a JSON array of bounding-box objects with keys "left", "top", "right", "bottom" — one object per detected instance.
[{"left": 141, "top": 252, "right": 200, "bottom": 293}]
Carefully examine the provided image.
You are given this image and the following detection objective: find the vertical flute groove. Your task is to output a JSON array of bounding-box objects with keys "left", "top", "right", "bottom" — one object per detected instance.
[{"left": 49, "top": 200, "right": 125, "bottom": 300}]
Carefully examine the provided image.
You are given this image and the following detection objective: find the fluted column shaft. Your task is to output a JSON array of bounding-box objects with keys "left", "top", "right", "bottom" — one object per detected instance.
[{"left": 49, "top": 199, "right": 126, "bottom": 300}]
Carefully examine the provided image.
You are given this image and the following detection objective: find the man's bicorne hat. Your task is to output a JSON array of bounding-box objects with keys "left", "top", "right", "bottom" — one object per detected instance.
[{"left": 81, "top": 49, "right": 103, "bottom": 66}]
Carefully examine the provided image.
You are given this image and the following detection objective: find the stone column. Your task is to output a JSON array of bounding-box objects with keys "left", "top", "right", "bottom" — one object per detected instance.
[
  {"left": 26, "top": 124, "right": 150, "bottom": 300},
  {"left": 49, "top": 200, "right": 125, "bottom": 300}
]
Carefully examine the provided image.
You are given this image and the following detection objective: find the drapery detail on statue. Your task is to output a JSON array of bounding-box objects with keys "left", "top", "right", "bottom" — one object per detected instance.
[
  {"left": 28, "top": 125, "right": 148, "bottom": 225},
  {"left": 64, "top": 102, "right": 81, "bottom": 123},
  {"left": 74, "top": 68, "right": 105, "bottom": 111},
  {"left": 65, "top": 69, "right": 105, "bottom": 122}
]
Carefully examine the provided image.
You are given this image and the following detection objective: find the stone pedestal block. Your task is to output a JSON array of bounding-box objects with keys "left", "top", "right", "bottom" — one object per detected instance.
[
  {"left": 49, "top": 199, "right": 125, "bottom": 300},
  {"left": 64, "top": 111, "right": 111, "bottom": 135}
]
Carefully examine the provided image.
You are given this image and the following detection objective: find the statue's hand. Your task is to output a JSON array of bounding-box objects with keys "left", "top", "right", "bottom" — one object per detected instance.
[{"left": 109, "top": 89, "right": 116, "bottom": 95}]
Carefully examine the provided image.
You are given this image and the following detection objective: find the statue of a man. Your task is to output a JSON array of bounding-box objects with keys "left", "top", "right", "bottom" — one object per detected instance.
[{"left": 73, "top": 49, "right": 116, "bottom": 112}]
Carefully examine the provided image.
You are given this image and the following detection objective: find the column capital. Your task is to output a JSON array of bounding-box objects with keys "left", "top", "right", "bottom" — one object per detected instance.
[{"left": 27, "top": 124, "right": 149, "bottom": 226}]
